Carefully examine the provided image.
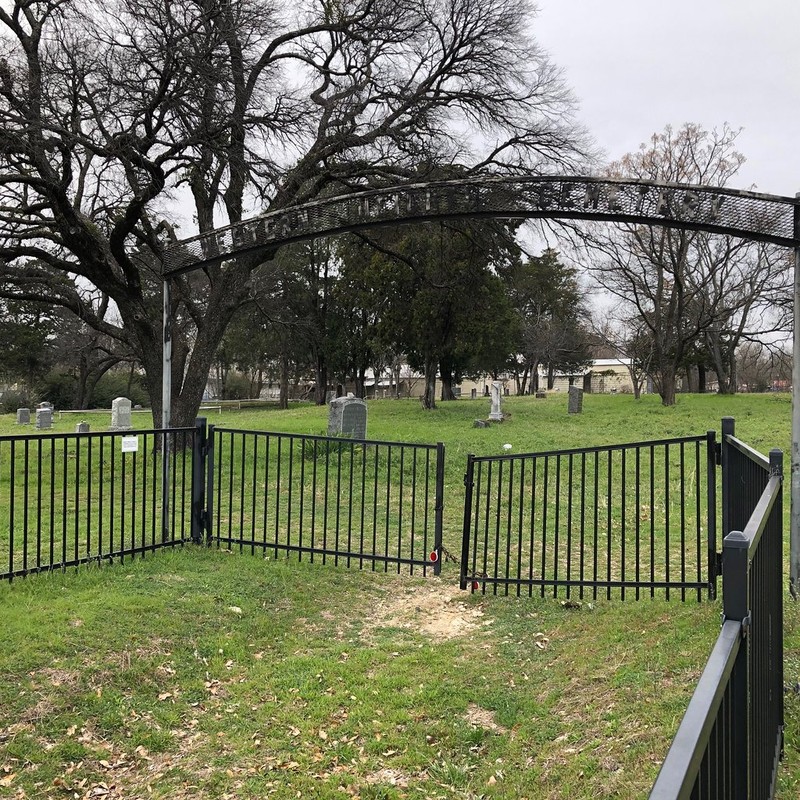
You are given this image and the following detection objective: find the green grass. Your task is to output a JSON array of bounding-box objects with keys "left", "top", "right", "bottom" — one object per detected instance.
[
  {"left": 0, "top": 391, "right": 798, "bottom": 798},
  {"left": 0, "top": 549, "right": 721, "bottom": 799}
]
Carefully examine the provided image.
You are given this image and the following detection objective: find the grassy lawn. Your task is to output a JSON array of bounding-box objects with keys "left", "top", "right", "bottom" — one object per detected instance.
[{"left": 0, "top": 392, "right": 798, "bottom": 798}]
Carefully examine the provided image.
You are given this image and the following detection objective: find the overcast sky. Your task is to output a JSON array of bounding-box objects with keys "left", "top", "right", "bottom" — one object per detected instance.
[{"left": 534, "top": 0, "right": 800, "bottom": 197}]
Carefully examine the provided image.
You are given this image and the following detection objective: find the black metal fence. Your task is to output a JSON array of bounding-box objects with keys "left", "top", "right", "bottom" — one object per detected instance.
[
  {"left": 0, "top": 427, "right": 196, "bottom": 581},
  {"left": 460, "top": 433, "right": 718, "bottom": 600},
  {"left": 198, "top": 423, "right": 444, "bottom": 575},
  {"left": 650, "top": 422, "right": 784, "bottom": 799}
]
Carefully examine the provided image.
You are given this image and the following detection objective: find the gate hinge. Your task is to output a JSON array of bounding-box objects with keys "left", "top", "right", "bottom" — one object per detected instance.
[
  {"left": 741, "top": 613, "right": 752, "bottom": 638},
  {"left": 463, "top": 473, "right": 473, "bottom": 488}
]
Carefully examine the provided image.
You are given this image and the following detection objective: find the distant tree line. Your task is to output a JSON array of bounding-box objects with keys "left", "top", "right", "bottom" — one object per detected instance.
[{"left": 208, "top": 229, "right": 592, "bottom": 410}]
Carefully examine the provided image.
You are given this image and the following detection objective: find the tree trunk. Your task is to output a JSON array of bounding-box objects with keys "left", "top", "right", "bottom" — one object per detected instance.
[
  {"left": 531, "top": 361, "right": 540, "bottom": 393},
  {"left": 697, "top": 363, "right": 707, "bottom": 394},
  {"left": 421, "top": 355, "right": 437, "bottom": 410},
  {"left": 626, "top": 366, "right": 643, "bottom": 400},
  {"left": 279, "top": 352, "right": 289, "bottom": 410},
  {"left": 314, "top": 354, "right": 328, "bottom": 405},
  {"left": 355, "top": 366, "right": 367, "bottom": 399},
  {"left": 655, "top": 365, "right": 678, "bottom": 406}
]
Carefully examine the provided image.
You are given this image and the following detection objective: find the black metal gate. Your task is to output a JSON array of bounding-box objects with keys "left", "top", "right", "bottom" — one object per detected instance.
[
  {"left": 192, "top": 421, "right": 445, "bottom": 576},
  {"left": 460, "top": 432, "right": 719, "bottom": 600}
]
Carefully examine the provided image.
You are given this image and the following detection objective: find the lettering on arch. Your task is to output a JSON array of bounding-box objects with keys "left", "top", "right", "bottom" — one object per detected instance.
[{"left": 163, "top": 177, "right": 800, "bottom": 277}]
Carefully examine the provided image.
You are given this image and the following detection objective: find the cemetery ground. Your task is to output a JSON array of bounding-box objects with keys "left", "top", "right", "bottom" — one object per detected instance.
[{"left": 0, "top": 393, "right": 798, "bottom": 799}]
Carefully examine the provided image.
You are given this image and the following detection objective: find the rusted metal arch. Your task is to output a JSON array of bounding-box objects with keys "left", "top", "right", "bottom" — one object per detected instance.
[{"left": 162, "top": 176, "right": 800, "bottom": 277}]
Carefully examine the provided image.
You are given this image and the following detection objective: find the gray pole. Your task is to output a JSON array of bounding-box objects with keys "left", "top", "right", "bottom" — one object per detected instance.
[
  {"left": 791, "top": 195, "right": 800, "bottom": 593},
  {"left": 161, "top": 278, "right": 172, "bottom": 541},
  {"left": 162, "top": 278, "right": 172, "bottom": 430}
]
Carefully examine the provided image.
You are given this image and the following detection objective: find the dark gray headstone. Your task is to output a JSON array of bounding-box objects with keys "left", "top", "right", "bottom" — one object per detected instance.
[
  {"left": 35, "top": 408, "right": 52, "bottom": 429},
  {"left": 75, "top": 421, "right": 90, "bottom": 434},
  {"left": 568, "top": 386, "right": 584, "bottom": 414},
  {"left": 16, "top": 407, "right": 30, "bottom": 425},
  {"left": 328, "top": 395, "right": 367, "bottom": 439},
  {"left": 470, "top": 388, "right": 477, "bottom": 400},
  {"left": 535, "top": 392, "right": 547, "bottom": 399}
]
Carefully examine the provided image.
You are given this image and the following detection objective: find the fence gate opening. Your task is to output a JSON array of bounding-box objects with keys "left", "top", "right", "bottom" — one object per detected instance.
[{"left": 460, "top": 432, "right": 719, "bottom": 601}]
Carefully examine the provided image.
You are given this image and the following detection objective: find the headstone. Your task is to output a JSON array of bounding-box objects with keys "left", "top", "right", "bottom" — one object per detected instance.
[
  {"left": 35, "top": 408, "right": 52, "bottom": 430},
  {"left": 470, "top": 388, "right": 477, "bottom": 400},
  {"left": 75, "top": 421, "right": 90, "bottom": 434},
  {"left": 568, "top": 386, "right": 584, "bottom": 414},
  {"left": 504, "top": 387, "right": 509, "bottom": 396},
  {"left": 16, "top": 407, "right": 30, "bottom": 425},
  {"left": 328, "top": 395, "right": 367, "bottom": 439},
  {"left": 473, "top": 419, "right": 490, "bottom": 428},
  {"left": 325, "top": 390, "right": 336, "bottom": 405},
  {"left": 535, "top": 392, "right": 547, "bottom": 399},
  {"left": 489, "top": 381, "right": 503, "bottom": 422},
  {"left": 110, "top": 396, "right": 133, "bottom": 430}
]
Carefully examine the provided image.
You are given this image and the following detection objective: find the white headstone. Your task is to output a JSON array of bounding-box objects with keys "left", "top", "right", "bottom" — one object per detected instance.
[
  {"left": 110, "top": 396, "right": 133, "bottom": 430},
  {"left": 489, "top": 381, "right": 503, "bottom": 421}
]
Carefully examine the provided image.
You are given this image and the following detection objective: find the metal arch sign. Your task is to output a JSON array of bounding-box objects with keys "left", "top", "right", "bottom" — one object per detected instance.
[{"left": 162, "top": 176, "right": 800, "bottom": 276}]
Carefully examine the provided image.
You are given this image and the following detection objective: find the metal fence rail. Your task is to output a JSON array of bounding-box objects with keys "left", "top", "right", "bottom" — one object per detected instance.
[
  {"left": 650, "top": 438, "right": 784, "bottom": 799},
  {"left": 204, "top": 424, "right": 444, "bottom": 575},
  {"left": 0, "top": 427, "right": 196, "bottom": 581},
  {"left": 460, "top": 433, "right": 718, "bottom": 600}
]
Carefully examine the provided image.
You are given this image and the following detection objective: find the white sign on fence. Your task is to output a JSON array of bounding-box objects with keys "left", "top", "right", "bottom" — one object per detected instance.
[{"left": 121, "top": 435, "right": 139, "bottom": 453}]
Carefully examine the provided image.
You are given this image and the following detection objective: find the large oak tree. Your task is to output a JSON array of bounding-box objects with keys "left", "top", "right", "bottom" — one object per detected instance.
[{"left": 0, "top": 0, "right": 588, "bottom": 424}]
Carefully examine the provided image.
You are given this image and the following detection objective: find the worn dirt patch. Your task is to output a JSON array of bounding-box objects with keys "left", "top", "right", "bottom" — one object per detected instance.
[
  {"left": 364, "top": 580, "right": 487, "bottom": 640},
  {"left": 364, "top": 767, "right": 411, "bottom": 787},
  {"left": 464, "top": 702, "right": 508, "bottom": 734}
]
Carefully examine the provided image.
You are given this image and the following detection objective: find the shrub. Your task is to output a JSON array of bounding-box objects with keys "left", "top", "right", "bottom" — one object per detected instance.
[{"left": 0, "top": 388, "right": 35, "bottom": 415}]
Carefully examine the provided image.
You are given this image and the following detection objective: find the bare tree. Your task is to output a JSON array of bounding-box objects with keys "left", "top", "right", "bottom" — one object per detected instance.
[
  {"left": 0, "top": 0, "right": 590, "bottom": 425},
  {"left": 575, "top": 123, "right": 789, "bottom": 405},
  {"left": 692, "top": 241, "right": 791, "bottom": 393},
  {"left": 736, "top": 340, "right": 792, "bottom": 393},
  {"left": 590, "top": 313, "right": 653, "bottom": 400}
]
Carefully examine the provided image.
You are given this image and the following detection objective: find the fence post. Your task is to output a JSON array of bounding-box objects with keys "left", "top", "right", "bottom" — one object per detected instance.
[
  {"left": 191, "top": 417, "right": 208, "bottom": 545},
  {"left": 460, "top": 455, "right": 475, "bottom": 590},
  {"left": 205, "top": 424, "right": 215, "bottom": 544},
  {"left": 722, "top": 527, "right": 750, "bottom": 800},
  {"left": 706, "top": 429, "right": 718, "bottom": 599},
  {"left": 433, "top": 442, "right": 445, "bottom": 576},
  {"left": 721, "top": 417, "right": 735, "bottom": 538}
]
